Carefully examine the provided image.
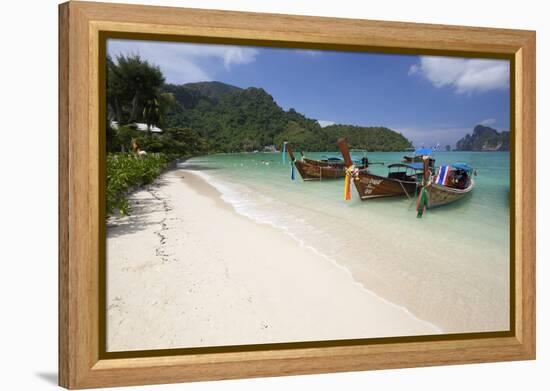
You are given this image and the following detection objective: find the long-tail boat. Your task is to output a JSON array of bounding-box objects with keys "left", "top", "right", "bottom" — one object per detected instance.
[
  {"left": 416, "top": 159, "right": 475, "bottom": 217},
  {"left": 402, "top": 147, "right": 435, "bottom": 170},
  {"left": 285, "top": 142, "right": 367, "bottom": 181},
  {"left": 337, "top": 138, "right": 425, "bottom": 200}
]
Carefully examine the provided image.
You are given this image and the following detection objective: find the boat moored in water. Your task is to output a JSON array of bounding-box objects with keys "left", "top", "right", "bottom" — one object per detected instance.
[
  {"left": 337, "top": 138, "right": 426, "bottom": 200},
  {"left": 284, "top": 142, "right": 367, "bottom": 181},
  {"left": 402, "top": 147, "right": 436, "bottom": 170},
  {"left": 416, "top": 159, "right": 476, "bottom": 217}
]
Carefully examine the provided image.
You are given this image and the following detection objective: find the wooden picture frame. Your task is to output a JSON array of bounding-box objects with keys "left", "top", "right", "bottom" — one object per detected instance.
[{"left": 59, "top": 1, "right": 536, "bottom": 389}]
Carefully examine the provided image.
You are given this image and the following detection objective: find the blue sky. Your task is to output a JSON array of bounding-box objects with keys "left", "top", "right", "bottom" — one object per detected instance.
[{"left": 107, "top": 39, "right": 510, "bottom": 147}]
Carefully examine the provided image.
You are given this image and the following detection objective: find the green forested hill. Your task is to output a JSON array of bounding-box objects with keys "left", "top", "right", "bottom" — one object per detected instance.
[
  {"left": 164, "top": 81, "right": 242, "bottom": 109},
  {"left": 162, "top": 81, "right": 412, "bottom": 152},
  {"left": 106, "top": 55, "right": 412, "bottom": 154},
  {"left": 179, "top": 81, "right": 242, "bottom": 100},
  {"left": 318, "top": 124, "right": 413, "bottom": 152}
]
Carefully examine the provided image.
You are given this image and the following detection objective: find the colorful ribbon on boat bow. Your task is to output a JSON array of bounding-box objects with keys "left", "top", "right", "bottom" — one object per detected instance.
[
  {"left": 416, "top": 186, "right": 428, "bottom": 218},
  {"left": 344, "top": 165, "right": 358, "bottom": 200},
  {"left": 416, "top": 171, "right": 432, "bottom": 218},
  {"left": 290, "top": 159, "right": 296, "bottom": 181},
  {"left": 416, "top": 157, "right": 432, "bottom": 218}
]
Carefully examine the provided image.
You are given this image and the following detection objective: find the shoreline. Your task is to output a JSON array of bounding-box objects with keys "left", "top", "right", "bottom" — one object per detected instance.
[
  {"left": 107, "top": 168, "right": 440, "bottom": 352},
  {"left": 189, "top": 167, "right": 443, "bottom": 334},
  {"left": 185, "top": 153, "right": 509, "bottom": 334}
]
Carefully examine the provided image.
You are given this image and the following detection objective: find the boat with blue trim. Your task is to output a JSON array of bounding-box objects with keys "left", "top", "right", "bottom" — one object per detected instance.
[
  {"left": 402, "top": 147, "right": 436, "bottom": 170},
  {"left": 416, "top": 159, "right": 476, "bottom": 217}
]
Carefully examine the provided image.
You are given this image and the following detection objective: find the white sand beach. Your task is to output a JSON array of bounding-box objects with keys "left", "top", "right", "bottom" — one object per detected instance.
[{"left": 107, "top": 169, "right": 440, "bottom": 352}]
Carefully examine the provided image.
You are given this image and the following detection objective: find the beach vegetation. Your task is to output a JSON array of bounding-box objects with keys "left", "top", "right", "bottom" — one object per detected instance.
[{"left": 106, "top": 153, "right": 169, "bottom": 215}]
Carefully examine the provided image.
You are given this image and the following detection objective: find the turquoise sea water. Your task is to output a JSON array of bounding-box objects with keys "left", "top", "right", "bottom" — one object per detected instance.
[{"left": 181, "top": 151, "right": 510, "bottom": 334}]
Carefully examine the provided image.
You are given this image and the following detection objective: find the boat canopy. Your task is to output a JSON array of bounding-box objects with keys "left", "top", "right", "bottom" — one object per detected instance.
[
  {"left": 322, "top": 155, "right": 366, "bottom": 165},
  {"left": 452, "top": 162, "right": 473, "bottom": 172},
  {"left": 414, "top": 148, "right": 433, "bottom": 156},
  {"left": 321, "top": 155, "right": 344, "bottom": 161},
  {"left": 388, "top": 162, "right": 424, "bottom": 170}
]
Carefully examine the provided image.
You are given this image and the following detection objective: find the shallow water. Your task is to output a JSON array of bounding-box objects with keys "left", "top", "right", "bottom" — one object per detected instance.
[{"left": 181, "top": 151, "right": 510, "bottom": 334}]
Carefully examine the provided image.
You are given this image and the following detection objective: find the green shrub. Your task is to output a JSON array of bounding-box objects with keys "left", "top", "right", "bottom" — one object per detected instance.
[{"left": 106, "top": 153, "right": 169, "bottom": 215}]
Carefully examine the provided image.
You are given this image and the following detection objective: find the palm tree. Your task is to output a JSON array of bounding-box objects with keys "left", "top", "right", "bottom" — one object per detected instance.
[
  {"left": 142, "top": 92, "right": 177, "bottom": 131},
  {"left": 106, "top": 54, "right": 165, "bottom": 125},
  {"left": 142, "top": 98, "right": 160, "bottom": 131}
]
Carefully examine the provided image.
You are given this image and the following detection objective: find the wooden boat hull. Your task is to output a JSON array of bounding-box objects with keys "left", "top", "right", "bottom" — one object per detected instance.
[
  {"left": 353, "top": 172, "right": 417, "bottom": 200},
  {"left": 294, "top": 160, "right": 346, "bottom": 180},
  {"left": 303, "top": 157, "right": 345, "bottom": 168},
  {"left": 285, "top": 143, "right": 353, "bottom": 181},
  {"left": 426, "top": 180, "right": 475, "bottom": 208}
]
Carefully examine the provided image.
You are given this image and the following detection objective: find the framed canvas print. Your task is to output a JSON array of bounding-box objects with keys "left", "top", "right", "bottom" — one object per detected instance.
[{"left": 58, "top": 1, "right": 536, "bottom": 389}]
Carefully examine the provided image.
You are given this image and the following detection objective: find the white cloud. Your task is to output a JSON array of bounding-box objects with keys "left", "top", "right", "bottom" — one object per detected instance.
[
  {"left": 219, "top": 46, "right": 259, "bottom": 68},
  {"left": 479, "top": 118, "right": 496, "bottom": 126},
  {"left": 408, "top": 56, "right": 509, "bottom": 94},
  {"left": 317, "top": 120, "right": 335, "bottom": 127},
  {"left": 107, "top": 39, "right": 259, "bottom": 84},
  {"left": 408, "top": 64, "right": 419, "bottom": 76}
]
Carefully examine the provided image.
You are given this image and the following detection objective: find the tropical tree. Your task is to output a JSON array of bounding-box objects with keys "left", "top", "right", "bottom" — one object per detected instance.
[
  {"left": 142, "top": 97, "right": 160, "bottom": 130},
  {"left": 106, "top": 54, "right": 165, "bottom": 125},
  {"left": 142, "top": 92, "right": 177, "bottom": 130}
]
